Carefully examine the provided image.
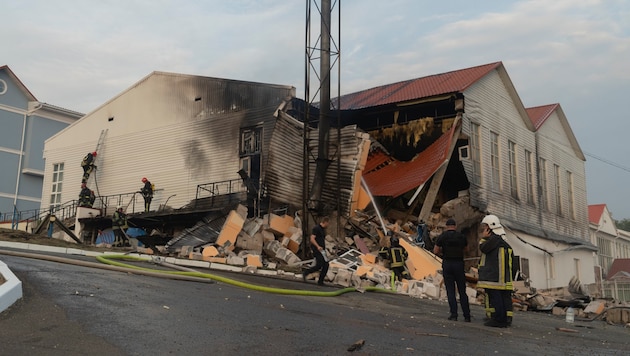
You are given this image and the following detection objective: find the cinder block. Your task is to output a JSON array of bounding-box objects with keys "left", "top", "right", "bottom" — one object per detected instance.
[
  {"left": 360, "top": 253, "right": 376, "bottom": 264},
  {"left": 333, "top": 269, "right": 353, "bottom": 287},
  {"left": 287, "top": 239, "right": 300, "bottom": 254},
  {"left": 423, "top": 282, "right": 440, "bottom": 299},
  {"left": 227, "top": 255, "right": 245, "bottom": 266},
  {"left": 583, "top": 300, "right": 606, "bottom": 315},
  {"left": 189, "top": 252, "right": 203, "bottom": 260},
  {"left": 216, "top": 210, "right": 245, "bottom": 252},
  {"left": 265, "top": 213, "right": 294, "bottom": 236},
  {"left": 261, "top": 230, "right": 276, "bottom": 242},
  {"left": 263, "top": 240, "right": 282, "bottom": 257},
  {"left": 202, "top": 246, "right": 220, "bottom": 258},
  {"left": 355, "top": 265, "right": 372, "bottom": 277},
  {"left": 246, "top": 255, "right": 263, "bottom": 268}
]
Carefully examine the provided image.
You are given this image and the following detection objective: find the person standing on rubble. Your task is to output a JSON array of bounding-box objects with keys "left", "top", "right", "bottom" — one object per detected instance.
[
  {"left": 380, "top": 234, "right": 409, "bottom": 281},
  {"left": 433, "top": 218, "right": 471, "bottom": 322},
  {"left": 477, "top": 214, "right": 514, "bottom": 328},
  {"left": 302, "top": 216, "right": 330, "bottom": 286},
  {"left": 81, "top": 151, "right": 97, "bottom": 183},
  {"left": 140, "top": 177, "right": 154, "bottom": 212},
  {"left": 112, "top": 206, "right": 129, "bottom": 247}
]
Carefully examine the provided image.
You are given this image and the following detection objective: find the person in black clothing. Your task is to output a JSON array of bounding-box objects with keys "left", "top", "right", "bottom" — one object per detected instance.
[
  {"left": 434, "top": 218, "right": 471, "bottom": 322},
  {"left": 78, "top": 183, "right": 92, "bottom": 207},
  {"left": 112, "top": 206, "right": 129, "bottom": 247},
  {"left": 140, "top": 177, "right": 153, "bottom": 212},
  {"left": 303, "top": 216, "right": 330, "bottom": 286},
  {"left": 378, "top": 234, "right": 409, "bottom": 281},
  {"left": 81, "top": 151, "right": 97, "bottom": 183}
]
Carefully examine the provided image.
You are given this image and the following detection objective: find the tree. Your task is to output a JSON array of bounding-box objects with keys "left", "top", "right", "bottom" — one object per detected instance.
[{"left": 615, "top": 218, "right": 630, "bottom": 231}]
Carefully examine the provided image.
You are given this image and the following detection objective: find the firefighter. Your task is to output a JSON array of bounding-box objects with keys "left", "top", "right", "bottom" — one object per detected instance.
[
  {"left": 478, "top": 214, "right": 514, "bottom": 328},
  {"left": 81, "top": 151, "right": 97, "bottom": 183},
  {"left": 379, "top": 234, "right": 409, "bottom": 281},
  {"left": 112, "top": 206, "right": 129, "bottom": 247},
  {"left": 78, "top": 183, "right": 92, "bottom": 207},
  {"left": 140, "top": 177, "right": 153, "bottom": 212}
]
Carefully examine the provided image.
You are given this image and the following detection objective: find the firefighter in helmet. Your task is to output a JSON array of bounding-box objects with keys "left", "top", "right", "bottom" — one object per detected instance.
[
  {"left": 379, "top": 233, "right": 410, "bottom": 281},
  {"left": 81, "top": 151, "right": 97, "bottom": 183}
]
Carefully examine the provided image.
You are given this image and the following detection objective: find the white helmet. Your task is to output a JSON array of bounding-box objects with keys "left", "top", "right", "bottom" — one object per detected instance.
[{"left": 481, "top": 214, "right": 506, "bottom": 236}]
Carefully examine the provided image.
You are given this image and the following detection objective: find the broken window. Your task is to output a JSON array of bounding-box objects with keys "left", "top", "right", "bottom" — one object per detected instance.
[
  {"left": 490, "top": 131, "right": 500, "bottom": 191},
  {"left": 553, "top": 164, "right": 562, "bottom": 215},
  {"left": 574, "top": 258, "right": 581, "bottom": 280},
  {"left": 566, "top": 170, "right": 575, "bottom": 220},
  {"left": 508, "top": 140, "right": 518, "bottom": 199},
  {"left": 524, "top": 150, "right": 534, "bottom": 204},
  {"left": 49, "top": 162, "right": 64, "bottom": 211},
  {"left": 539, "top": 158, "right": 549, "bottom": 211},
  {"left": 470, "top": 122, "right": 481, "bottom": 184},
  {"left": 240, "top": 128, "right": 262, "bottom": 156}
]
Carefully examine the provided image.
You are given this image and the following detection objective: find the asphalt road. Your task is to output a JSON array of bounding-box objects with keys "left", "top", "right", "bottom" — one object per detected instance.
[{"left": 1, "top": 253, "right": 629, "bottom": 356}]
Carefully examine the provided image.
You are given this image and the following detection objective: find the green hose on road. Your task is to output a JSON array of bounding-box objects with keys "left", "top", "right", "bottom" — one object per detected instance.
[{"left": 96, "top": 254, "right": 394, "bottom": 297}]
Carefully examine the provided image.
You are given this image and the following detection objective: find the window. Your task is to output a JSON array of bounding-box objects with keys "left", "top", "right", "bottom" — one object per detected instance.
[
  {"left": 539, "top": 158, "right": 548, "bottom": 211},
  {"left": 240, "top": 128, "right": 262, "bottom": 155},
  {"left": 520, "top": 257, "right": 530, "bottom": 281},
  {"left": 566, "top": 171, "right": 575, "bottom": 219},
  {"left": 49, "top": 163, "right": 64, "bottom": 211},
  {"left": 553, "top": 164, "right": 562, "bottom": 215},
  {"left": 508, "top": 140, "right": 518, "bottom": 199},
  {"left": 490, "top": 131, "right": 500, "bottom": 191},
  {"left": 524, "top": 150, "right": 534, "bottom": 204},
  {"left": 470, "top": 122, "right": 481, "bottom": 184},
  {"left": 598, "top": 237, "right": 613, "bottom": 277}
]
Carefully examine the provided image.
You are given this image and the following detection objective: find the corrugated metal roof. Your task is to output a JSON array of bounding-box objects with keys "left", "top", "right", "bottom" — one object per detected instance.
[
  {"left": 606, "top": 258, "right": 630, "bottom": 281},
  {"left": 336, "top": 62, "right": 502, "bottom": 110},
  {"left": 362, "top": 122, "right": 457, "bottom": 197},
  {"left": 588, "top": 204, "right": 606, "bottom": 225},
  {"left": 525, "top": 103, "right": 559, "bottom": 130}
]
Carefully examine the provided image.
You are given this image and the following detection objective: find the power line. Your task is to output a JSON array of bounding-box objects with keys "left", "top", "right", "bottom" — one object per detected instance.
[{"left": 585, "top": 151, "right": 630, "bottom": 174}]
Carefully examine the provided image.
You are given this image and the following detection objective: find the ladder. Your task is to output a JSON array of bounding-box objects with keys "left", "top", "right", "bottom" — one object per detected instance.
[{"left": 93, "top": 129, "right": 108, "bottom": 165}]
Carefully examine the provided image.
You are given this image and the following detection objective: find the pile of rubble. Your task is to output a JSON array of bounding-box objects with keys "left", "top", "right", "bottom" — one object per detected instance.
[{"left": 137, "top": 205, "right": 630, "bottom": 326}]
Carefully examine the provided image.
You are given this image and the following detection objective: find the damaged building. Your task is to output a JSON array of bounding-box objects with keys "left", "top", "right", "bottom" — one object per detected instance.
[
  {"left": 35, "top": 62, "right": 596, "bottom": 293},
  {"left": 333, "top": 61, "right": 596, "bottom": 290}
]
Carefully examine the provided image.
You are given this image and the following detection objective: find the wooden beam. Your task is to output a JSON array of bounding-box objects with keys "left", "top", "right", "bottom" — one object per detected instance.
[{"left": 418, "top": 114, "right": 462, "bottom": 222}]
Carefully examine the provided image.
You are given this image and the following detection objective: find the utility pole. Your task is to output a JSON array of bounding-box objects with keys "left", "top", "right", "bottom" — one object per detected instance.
[{"left": 302, "top": 0, "right": 341, "bottom": 256}]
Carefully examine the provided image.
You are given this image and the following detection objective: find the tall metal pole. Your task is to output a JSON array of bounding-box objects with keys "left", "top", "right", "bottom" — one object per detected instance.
[{"left": 309, "top": 0, "right": 332, "bottom": 212}]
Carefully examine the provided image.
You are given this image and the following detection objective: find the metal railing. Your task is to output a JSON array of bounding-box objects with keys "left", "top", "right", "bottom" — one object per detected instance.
[{"left": 194, "top": 178, "right": 247, "bottom": 209}]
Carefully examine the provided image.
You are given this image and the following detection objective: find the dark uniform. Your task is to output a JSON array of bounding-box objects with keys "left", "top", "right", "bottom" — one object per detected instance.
[
  {"left": 478, "top": 230, "right": 514, "bottom": 327},
  {"left": 78, "top": 185, "right": 92, "bottom": 207},
  {"left": 112, "top": 208, "right": 128, "bottom": 247},
  {"left": 434, "top": 220, "right": 471, "bottom": 321},
  {"left": 303, "top": 218, "right": 330, "bottom": 285},
  {"left": 140, "top": 178, "right": 153, "bottom": 212},
  {"left": 379, "top": 236, "right": 409, "bottom": 281},
  {"left": 81, "top": 152, "right": 97, "bottom": 183}
]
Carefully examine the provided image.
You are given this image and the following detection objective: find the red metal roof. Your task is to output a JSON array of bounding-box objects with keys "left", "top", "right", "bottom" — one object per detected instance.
[
  {"left": 525, "top": 104, "right": 559, "bottom": 130},
  {"left": 588, "top": 204, "right": 607, "bottom": 225},
  {"left": 362, "top": 122, "right": 457, "bottom": 197},
  {"left": 337, "top": 62, "right": 502, "bottom": 110},
  {"left": 606, "top": 259, "right": 630, "bottom": 281}
]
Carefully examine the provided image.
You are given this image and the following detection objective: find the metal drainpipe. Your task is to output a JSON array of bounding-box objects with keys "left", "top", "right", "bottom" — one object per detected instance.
[{"left": 13, "top": 102, "right": 42, "bottom": 228}]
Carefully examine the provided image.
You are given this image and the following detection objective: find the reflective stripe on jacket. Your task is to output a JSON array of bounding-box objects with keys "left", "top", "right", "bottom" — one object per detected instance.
[{"left": 477, "top": 233, "right": 514, "bottom": 291}]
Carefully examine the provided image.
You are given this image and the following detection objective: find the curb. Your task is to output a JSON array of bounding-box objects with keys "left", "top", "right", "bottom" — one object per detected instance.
[{"left": 0, "top": 259, "right": 23, "bottom": 313}]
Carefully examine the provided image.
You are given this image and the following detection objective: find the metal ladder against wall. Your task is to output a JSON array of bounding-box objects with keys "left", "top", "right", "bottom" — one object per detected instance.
[{"left": 93, "top": 129, "right": 108, "bottom": 165}]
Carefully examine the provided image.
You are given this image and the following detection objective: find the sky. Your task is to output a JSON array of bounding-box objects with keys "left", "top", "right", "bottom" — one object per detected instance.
[{"left": 3, "top": 0, "right": 630, "bottom": 219}]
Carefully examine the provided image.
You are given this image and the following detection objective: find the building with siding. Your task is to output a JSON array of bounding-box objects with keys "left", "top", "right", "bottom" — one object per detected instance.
[
  {"left": 41, "top": 71, "right": 296, "bottom": 217},
  {"left": 336, "top": 62, "right": 595, "bottom": 290},
  {"left": 0, "top": 65, "right": 82, "bottom": 225}
]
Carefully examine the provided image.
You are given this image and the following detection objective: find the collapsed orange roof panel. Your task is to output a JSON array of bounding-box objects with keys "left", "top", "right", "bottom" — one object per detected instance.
[{"left": 363, "top": 123, "right": 457, "bottom": 198}]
